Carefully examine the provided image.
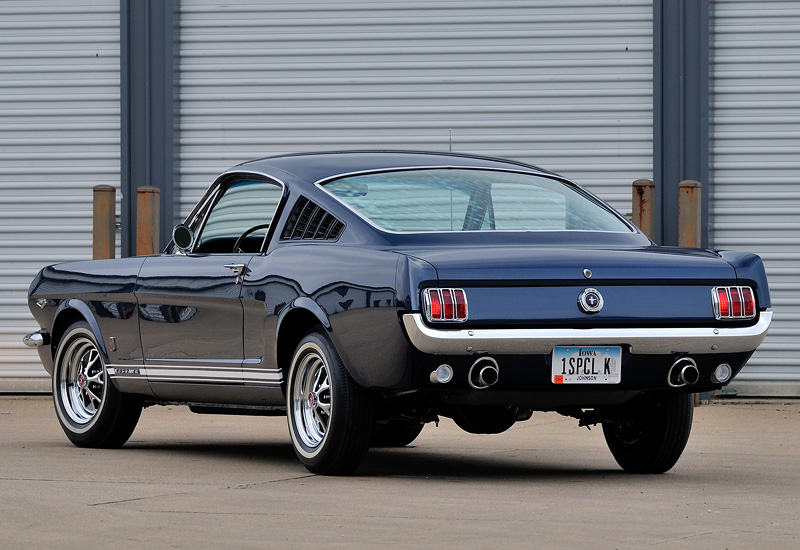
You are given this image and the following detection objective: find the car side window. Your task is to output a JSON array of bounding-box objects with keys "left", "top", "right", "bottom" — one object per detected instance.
[{"left": 194, "top": 180, "right": 283, "bottom": 254}]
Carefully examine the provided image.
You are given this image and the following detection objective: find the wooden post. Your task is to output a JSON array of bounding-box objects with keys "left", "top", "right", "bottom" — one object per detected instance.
[
  {"left": 678, "top": 180, "right": 702, "bottom": 248},
  {"left": 631, "top": 179, "right": 655, "bottom": 240},
  {"left": 92, "top": 185, "right": 116, "bottom": 260},
  {"left": 136, "top": 186, "right": 161, "bottom": 256}
]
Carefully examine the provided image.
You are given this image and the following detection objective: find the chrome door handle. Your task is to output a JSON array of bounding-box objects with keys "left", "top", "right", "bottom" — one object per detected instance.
[{"left": 223, "top": 263, "right": 246, "bottom": 283}]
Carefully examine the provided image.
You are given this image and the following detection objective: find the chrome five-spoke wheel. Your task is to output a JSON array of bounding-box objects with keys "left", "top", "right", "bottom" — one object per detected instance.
[
  {"left": 52, "top": 321, "right": 142, "bottom": 448},
  {"left": 287, "top": 329, "right": 373, "bottom": 475},
  {"left": 290, "top": 344, "right": 332, "bottom": 450},
  {"left": 58, "top": 335, "right": 106, "bottom": 425}
]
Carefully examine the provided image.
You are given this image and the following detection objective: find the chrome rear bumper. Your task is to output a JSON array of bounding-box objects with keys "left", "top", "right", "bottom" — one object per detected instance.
[{"left": 402, "top": 311, "right": 772, "bottom": 356}]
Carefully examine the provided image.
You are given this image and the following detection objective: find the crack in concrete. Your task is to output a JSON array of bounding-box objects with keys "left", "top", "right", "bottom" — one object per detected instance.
[
  {"left": 224, "top": 473, "right": 317, "bottom": 489},
  {"left": 89, "top": 492, "right": 194, "bottom": 507}
]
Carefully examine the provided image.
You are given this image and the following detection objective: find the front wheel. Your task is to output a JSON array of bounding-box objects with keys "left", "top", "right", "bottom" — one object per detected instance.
[
  {"left": 52, "top": 321, "right": 142, "bottom": 448},
  {"left": 602, "top": 392, "right": 693, "bottom": 474},
  {"left": 286, "top": 329, "right": 373, "bottom": 475}
]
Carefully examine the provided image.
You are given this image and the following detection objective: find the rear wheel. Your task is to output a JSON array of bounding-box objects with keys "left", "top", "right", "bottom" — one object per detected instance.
[
  {"left": 52, "top": 321, "right": 142, "bottom": 448},
  {"left": 602, "top": 392, "right": 693, "bottom": 473},
  {"left": 287, "top": 329, "right": 373, "bottom": 475}
]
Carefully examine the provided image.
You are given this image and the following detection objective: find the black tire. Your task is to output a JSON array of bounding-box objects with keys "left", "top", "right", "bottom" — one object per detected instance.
[
  {"left": 371, "top": 419, "right": 424, "bottom": 448},
  {"left": 52, "top": 321, "right": 142, "bottom": 448},
  {"left": 602, "top": 392, "right": 694, "bottom": 474},
  {"left": 286, "top": 329, "right": 374, "bottom": 475}
]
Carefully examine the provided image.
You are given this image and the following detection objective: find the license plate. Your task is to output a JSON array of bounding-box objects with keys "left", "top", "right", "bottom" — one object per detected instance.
[{"left": 552, "top": 346, "right": 622, "bottom": 384}]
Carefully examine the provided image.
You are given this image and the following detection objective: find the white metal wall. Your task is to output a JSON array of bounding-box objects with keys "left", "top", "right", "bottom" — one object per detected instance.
[
  {"left": 178, "top": 0, "right": 654, "bottom": 217},
  {"left": 0, "top": 1, "right": 120, "bottom": 391},
  {"left": 710, "top": 0, "right": 800, "bottom": 395}
]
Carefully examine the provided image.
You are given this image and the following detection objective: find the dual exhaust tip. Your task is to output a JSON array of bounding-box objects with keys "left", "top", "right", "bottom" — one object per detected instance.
[
  {"left": 433, "top": 356, "right": 730, "bottom": 390},
  {"left": 430, "top": 357, "right": 499, "bottom": 389}
]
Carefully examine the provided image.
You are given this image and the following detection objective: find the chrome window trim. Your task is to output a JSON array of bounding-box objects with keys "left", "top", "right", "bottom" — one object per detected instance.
[
  {"left": 401, "top": 311, "right": 772, "bottom": 356},
  {"left": 181, "top": 170, "right": 289, "bottom": 255}
]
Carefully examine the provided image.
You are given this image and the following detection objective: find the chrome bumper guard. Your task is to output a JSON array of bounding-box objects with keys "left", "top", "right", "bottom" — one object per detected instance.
[
  {"left": 402, "top": 311, "right": 772, "bottom": 356},
  {"left": 23, "top": 330, "right": 50, "bottom": 348}
]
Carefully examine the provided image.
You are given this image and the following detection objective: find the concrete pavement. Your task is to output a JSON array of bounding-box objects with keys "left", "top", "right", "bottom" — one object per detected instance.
[{"left": 1, "top": 395, "right": 798, "bottom": 549}]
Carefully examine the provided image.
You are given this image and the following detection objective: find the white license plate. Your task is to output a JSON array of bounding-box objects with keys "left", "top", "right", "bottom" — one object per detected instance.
[{"left": 552, "top": 346, "right": 622, "bottom": 384}]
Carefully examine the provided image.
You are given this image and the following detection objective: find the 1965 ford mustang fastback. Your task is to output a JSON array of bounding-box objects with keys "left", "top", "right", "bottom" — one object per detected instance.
[{"left": 24, "top": 151, "right": 771, "bottom": 475}]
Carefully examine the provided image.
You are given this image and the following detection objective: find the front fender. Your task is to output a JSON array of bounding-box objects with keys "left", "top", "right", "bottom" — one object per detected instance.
[{"left": 52, "top": 299, "right": 110, "bottom": 369}]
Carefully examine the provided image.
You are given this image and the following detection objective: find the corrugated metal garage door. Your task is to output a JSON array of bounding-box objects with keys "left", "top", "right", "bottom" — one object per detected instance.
[
  {"left": 711, "top": 0, "right": 800, "bottom": 396},
  {"left": 0, "top": 1, "right": 120, "bottom": 391},
  {"left": 178, "top": 0, "right": 653, "bottom": 217}
]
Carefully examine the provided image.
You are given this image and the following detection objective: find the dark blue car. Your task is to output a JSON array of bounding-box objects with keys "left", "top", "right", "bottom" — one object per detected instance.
[{"left": 24, "top": 151, "right": 771, "bottom": 475}]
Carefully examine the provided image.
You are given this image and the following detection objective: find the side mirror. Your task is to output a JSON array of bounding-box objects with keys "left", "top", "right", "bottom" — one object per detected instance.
[{"left": 172, "top": 224, "right": 194, "bottom": 253}]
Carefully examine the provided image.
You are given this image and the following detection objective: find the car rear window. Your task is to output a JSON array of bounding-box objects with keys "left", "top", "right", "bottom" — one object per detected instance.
[{"left": 323, "top": 168, "right": 632, "bottom": 233}]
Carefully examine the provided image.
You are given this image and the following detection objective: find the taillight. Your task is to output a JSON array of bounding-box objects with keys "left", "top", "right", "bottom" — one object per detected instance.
[
  {"left": 428, "top": 290, "right": 442, "bottom": 319},
  {"left": 423, "top": 288, "right": 468, "bottom": 322},
  {"left": 442, "top": 290, "right": 454, "bottom": 319},
  {"left": 713, "top": 286, "right": 756, "bottom": 320},
  {"left": 742, "top": 287, "right": 755, "bottom": 317}
]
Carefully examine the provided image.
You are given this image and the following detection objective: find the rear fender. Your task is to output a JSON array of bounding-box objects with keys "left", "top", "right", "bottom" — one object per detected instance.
[
  {"left": 717, "top": 251, "right": 771, "bottom": 309},
  {"left": 275, "top": 298, "right": 332, "bottom": 380}
]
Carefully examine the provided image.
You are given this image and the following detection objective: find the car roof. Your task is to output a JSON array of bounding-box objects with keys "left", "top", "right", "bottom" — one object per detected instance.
[{"left": 228, "top": 150, "right": 559, "bottom": 190}]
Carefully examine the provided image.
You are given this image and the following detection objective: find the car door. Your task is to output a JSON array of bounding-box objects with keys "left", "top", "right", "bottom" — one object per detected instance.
[{"left": 135, "top": 177, "right": 284, "bottom": 391}]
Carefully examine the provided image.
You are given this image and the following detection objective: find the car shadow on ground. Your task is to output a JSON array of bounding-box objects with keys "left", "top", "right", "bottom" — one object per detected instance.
[
  {"left": 360, "top": 448, "right": 626, "bottom": 480},
  {"left": 114, "top": 439, "right": 627, "bottom": 480}
]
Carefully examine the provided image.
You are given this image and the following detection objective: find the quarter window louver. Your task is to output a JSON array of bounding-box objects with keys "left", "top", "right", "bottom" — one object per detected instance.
[{"left": 282, "top": 197, "right": 344, "bottom": 241}]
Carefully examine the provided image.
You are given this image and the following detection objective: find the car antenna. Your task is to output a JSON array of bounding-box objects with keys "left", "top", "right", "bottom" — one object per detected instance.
[{"left": 449, "top": 128, "right": 452, "bottom": 152}]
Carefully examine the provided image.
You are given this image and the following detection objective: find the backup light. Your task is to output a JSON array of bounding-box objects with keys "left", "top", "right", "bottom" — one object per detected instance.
[
  {"left": 712, "top": 363, "right": 733, "bottom": 384},
  {"left": 423, "top": 288, "right": 468, "bottom": 322},
  {"left": 712, "top": 286, "right": 756, "bottom": 320}
]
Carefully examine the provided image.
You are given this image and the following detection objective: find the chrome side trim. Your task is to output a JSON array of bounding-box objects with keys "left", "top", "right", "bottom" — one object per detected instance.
[
  {"left": 107, "top": 361, "right": 283, "bottom": 387},
  {"left": 23, "top": 330, "right": 49, "bottom": 348},
  {"left": 402, "top": 311, "right": 772, "bottom": 356}
]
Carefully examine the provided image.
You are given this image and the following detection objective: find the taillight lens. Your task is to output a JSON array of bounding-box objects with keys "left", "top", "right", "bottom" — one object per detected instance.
[
  {"left": 423, "top": 288, "right": 468, "bottom": 322},
  {"left": 742, "top": 287, "right": 755, "bottom": 317},
  {"left": 713, "top": 286, "right": 756, "bottom": 320},
  {"left": 453, "top": 289, "right": 468, "bottom": 319},
  {"left": 428, "top": 290, "right": 442, "bottom": 319},
  {"left": 442, "top": 290, "right": 454, "bottom": 319}
]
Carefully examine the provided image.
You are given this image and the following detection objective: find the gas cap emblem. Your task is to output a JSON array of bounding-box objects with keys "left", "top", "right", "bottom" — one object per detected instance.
[{"left": 578, "top": 288, "right": 604, "bottom": 314}]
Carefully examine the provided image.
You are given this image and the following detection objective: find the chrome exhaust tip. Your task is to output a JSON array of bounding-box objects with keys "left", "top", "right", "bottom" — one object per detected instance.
[
  {"left": 469, "top": 357, "right": 499, "bottom": 389},
  {"left": 668, "top": 357, "right": 699, "bottom": 387}
]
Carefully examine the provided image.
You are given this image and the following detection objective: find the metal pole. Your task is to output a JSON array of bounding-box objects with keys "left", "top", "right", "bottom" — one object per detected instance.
[
  {"left": 678, "top": 180, "right": 702, "bottom": 248},
  {"left": 136, "top": 186, "right": 161, "bottom": 256},
  {"left": 92, "top": 185, "right": 116, "bottom": 260},
  {"left": 632, "top": 179, "right": 656, "bottom": 241}
]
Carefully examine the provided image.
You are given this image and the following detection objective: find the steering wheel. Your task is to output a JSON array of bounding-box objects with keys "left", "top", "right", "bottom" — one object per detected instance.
[{"left": 233, "top": 223, "right": 271, "bottom": 253}]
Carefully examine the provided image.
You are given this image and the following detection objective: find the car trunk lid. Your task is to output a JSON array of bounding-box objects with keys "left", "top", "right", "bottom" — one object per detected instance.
[{"left": 401, "top": 245, "right": 739, "bottom": 327}]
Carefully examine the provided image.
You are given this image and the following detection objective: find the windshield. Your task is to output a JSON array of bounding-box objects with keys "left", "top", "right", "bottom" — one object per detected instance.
[{"left": 323, "top": 168, "right": 632, "bottom": 233}]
